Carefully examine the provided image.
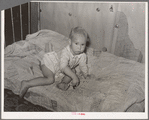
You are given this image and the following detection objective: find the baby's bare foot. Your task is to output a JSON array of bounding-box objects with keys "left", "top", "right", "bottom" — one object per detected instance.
[
  {"left": 19, "top": 81, "right": 29, "bottom": 98},
  {"left": 57, "top": 83, "right": 70, "bottom": 91}
]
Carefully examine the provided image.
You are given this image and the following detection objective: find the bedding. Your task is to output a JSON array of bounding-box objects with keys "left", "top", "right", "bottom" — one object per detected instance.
[{"left": 4, "top": 29, "right": 145, "bottom": 112}]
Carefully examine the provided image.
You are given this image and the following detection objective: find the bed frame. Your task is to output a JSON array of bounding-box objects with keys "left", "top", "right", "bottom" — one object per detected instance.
[{"left": 5, "top": 2, "right": 40, "bottom": 47}]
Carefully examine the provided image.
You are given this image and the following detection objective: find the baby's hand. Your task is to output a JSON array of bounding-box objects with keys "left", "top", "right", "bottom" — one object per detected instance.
[{"left": 71, "top": 77, "right": 80, "bottom": 88}]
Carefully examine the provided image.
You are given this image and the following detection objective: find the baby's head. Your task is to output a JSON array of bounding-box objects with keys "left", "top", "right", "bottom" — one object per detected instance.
[{"left": 69, "top": 27, "right": 89, "bottom": 55}]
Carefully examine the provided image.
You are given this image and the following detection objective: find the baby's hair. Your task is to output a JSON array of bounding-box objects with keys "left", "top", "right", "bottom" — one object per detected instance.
[{"left": 69, "top": 26, "right": 89, "bottom": 42}]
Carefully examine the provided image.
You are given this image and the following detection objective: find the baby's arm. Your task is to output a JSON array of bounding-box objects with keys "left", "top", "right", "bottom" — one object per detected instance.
[
  {"left": 80, "top": 64, "right": 95, "bottom": 79},
  {"left": 79, "top": 53, "right": 95, "bottom": 79},
  {"left": 62, "top": 66, "right": 80, "bottom": 86},
  {"left": 60, "top": 48, "right": 80, "bottom": 86},
  {"left": 79, "top": 53, "right": 88, "bottom": 78}
]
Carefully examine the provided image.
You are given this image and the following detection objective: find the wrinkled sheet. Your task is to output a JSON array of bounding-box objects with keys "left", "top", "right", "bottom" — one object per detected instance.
[{"left": 4, "top": 29, "right": 145, "bottom": 112}]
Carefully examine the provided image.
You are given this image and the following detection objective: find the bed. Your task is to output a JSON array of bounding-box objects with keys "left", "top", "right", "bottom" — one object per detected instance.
[{"left": 4, "top": 29, "right": 145, "bottom": 112}]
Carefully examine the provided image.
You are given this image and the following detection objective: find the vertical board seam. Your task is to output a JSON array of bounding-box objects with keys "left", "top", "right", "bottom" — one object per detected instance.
[{"left": 10, "top": 8, "right": 15, "bottom": 42}]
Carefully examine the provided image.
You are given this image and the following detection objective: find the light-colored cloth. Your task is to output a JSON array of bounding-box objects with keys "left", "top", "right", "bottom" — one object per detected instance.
[
  {"left": 41, "top": 51, "right": 60, "bottom": 74},
  {"left": 41, "top": 45, "right": 88, "bottom": 77},
  {"left": 4, "top": 29, "right": 145, "bottom": 112}
]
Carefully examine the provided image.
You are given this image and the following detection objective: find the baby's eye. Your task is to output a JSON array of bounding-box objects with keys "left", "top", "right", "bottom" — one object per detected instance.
[
  {"left": 75, "top": 43, "right": 78, "bottom": 45},
  {"left": 82, "top": 44, "right": 84, "bottom": 46}
]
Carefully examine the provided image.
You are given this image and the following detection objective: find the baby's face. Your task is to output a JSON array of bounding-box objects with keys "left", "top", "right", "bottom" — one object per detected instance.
[{"left": 70, "top": 34, "right": 87, "bottom": 55}]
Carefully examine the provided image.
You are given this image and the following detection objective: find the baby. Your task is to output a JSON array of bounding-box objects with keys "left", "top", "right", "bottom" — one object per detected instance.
[
  {"left": 19, "top": 27, "right": 90, "bottom": 98},
  {"left": 57, "top": 26, "right": 89, "bottom": 90}
]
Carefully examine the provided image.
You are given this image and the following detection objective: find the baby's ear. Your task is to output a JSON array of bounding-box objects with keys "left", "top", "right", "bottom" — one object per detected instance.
[{"left": 86, "top": 34, "right": 90, "bottom": 47}]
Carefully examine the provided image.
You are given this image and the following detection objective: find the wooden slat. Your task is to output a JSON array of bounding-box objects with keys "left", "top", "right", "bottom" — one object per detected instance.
[
  {"left": 5, "top": 8, "right": 13, "bottom": 46},
  {"left": 11, "top": 8, "right": 15, "bottom": 43},
  {"left": 22, "top": 3, "right": 29, "bottom": 39},
  {"left": 12, "top": 5, "right": 21, "bottom": 42},
  {"left": 38, "top": 2, "right": 40, "bottom": 31},
  {"left": 20, "top": 5, "right": 23, "bottom": 40},
  {"left": 28, "top": 2, "right": 30, "bottom": 34},
  {"left": 30, "top": 2, "right": 38, "bottom": 34}
]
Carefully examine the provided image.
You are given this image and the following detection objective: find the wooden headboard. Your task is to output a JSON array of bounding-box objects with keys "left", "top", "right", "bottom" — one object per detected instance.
[{"left": 5, "top": 2, "right": 39, "bottom": 47}]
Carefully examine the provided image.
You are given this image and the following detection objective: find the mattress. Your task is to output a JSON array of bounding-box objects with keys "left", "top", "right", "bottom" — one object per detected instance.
[{"left": 4, "top": 29, "right": 145, "bottom": 112}]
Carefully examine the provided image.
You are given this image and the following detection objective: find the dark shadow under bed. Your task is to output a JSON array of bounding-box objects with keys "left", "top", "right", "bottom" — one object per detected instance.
[{"left": 4, "top": 89, "right": 52, "bottom": 112}]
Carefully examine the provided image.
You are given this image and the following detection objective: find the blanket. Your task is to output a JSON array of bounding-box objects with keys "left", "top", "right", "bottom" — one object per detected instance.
[{"left": 4, "top": 29, "right": 145, "bottom": 112}]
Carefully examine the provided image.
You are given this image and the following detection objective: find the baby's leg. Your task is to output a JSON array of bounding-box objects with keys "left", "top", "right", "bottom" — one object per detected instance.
[
  {"left": 57, "top": 69, "right": 76, "bottom": 91},
  {"left": 20, "top": 65, "right": 55, "bottom": 98},
  {"left": 56, "top": 75, "right": 71, "bottom": 91},
  {"left": 61, "top": 75, "right": 72, "bottom": 84},
  {"left": 62, "top": 68, "right": 76, "bottom": 83}
]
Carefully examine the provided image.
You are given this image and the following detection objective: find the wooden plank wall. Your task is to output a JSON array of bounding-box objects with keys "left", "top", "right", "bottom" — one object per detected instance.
[
  {"left": 5, "top": 2, "right": 145, "bottom": 63},
  {"left": 117, "top": 3, "right": 145, "bottom": 63},
  {"left": 40, "top": 2, "right": 119, "bottom": 52},
  {"left": 40, "top": 2, "right": 145, "bottom": 63}
]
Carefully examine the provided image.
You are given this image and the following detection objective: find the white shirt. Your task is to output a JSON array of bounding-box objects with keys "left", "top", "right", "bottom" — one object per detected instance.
[{"left": 60, "top": 45, "right": 88, "bottom": 76}]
